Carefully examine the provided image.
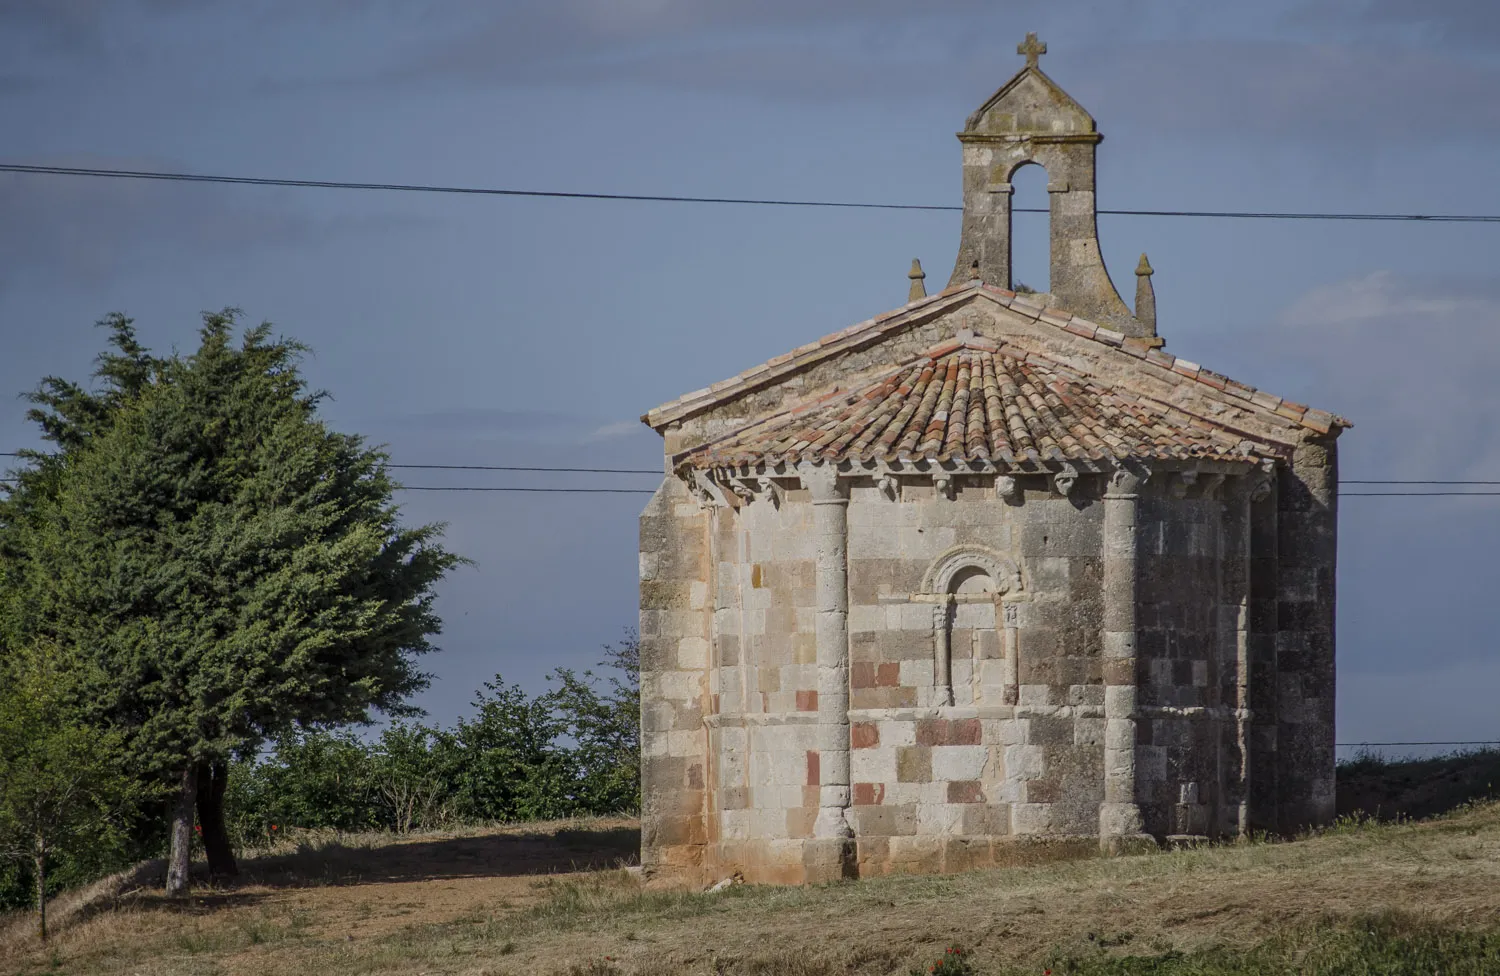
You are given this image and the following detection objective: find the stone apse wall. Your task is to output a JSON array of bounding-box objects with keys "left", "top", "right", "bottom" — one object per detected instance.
[{"left": 639, "top": 458, "right": 1336, "bottom": 885}]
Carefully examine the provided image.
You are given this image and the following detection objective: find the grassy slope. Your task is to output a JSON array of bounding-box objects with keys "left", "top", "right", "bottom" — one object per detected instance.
[
  {"left": 1, "top": 803, "right": 1498, "bottom": 975},
  {"left": 3, "top": 755, "right": 1500, "bottom": 976}
]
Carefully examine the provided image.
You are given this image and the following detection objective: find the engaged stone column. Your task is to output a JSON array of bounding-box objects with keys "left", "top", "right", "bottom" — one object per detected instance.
[
  {"left": 1220, "top": 473, "right": 1256, "bottom": 837},
  {"left": 1246, "top": 464, "right": 1280, "bottom": 832},
  {"left": 1100, "top": 467, "right": 1151, "bottom": 852},
  {"left": 932, "top": 595, "right": 955, "bottom": 707},
  {"left": 803, "top": 464, "right": 856, "bottom": 880}
]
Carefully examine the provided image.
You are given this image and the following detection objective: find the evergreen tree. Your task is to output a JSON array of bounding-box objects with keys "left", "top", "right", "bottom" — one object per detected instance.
[{"left": 0, "top": 312, "right": 462, "bottom": 894}]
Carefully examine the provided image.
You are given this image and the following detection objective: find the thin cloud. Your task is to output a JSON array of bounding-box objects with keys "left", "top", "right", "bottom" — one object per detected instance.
[
  {"left": 587, "top": 420, "right": 649, "bottom": 442},
  {"left": 377, "top": 408, "right": 585, "bottom": 436},
  {"left": 1268, "top": 270, "right": 1500, "bottom": 480},
  {"left": 1278, "top": 270, "right": 1497, "bottom": 328}
]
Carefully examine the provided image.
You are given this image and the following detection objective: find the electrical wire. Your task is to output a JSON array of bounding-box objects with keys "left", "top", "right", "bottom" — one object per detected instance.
[
  {"left": 398, "top": 485, "right": 654, "bottom": 494},
  {"left": 387, "top": 463, "right": 659, "bottom": 474},
  {"left": 1336, "top": 741, "right": 1500, "bottom": 747},
  {"left": 13, "top": 452, "right": 1500, "bottom": 486},
  {"left": 11, "top": 454, "right": 1500, "bottom": 495},
  {"left": 5, "top": 162, "right": 1500, "bottom": 223},
  {"left": 1343, "top": 492, "right": 1500, "bottom": 497}
]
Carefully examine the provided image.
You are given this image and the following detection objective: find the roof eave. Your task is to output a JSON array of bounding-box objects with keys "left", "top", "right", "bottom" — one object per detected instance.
[{"left": 641, "top": 282, "right": 987, "bottom": 430}]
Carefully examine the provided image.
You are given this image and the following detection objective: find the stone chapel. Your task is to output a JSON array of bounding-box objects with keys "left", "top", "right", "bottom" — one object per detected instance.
[{"left": 637, "top": 36, "right": 1347, "bottom": 885}]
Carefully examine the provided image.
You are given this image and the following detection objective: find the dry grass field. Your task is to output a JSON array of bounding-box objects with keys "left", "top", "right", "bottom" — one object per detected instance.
[{"left": 4, "top": 757, "right": 1500, "bottom": 976}]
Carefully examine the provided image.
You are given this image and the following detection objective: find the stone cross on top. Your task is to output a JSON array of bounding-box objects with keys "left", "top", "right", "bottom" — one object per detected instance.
[{"left": 1017, "top": 32, "right": 1046, "bottom": 69}]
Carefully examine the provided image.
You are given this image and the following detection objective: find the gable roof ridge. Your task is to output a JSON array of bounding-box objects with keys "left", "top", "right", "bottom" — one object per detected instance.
[
  {"left": 986, "top": 341, "right": 1289, "bottom": 455},
  {"left": 974, "top": 284, "right": 1351, "bottom": 435},
  {"left": 642, "top": 281, "right": 987, "bottom": 428},
  {"left": 645, "top": 280, "right": 1349, "bottom": 437}
]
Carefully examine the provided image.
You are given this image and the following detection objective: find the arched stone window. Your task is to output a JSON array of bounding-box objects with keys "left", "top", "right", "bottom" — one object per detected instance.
[{"left": 920, "top": 546, "right": 1022, "bottom": 707}]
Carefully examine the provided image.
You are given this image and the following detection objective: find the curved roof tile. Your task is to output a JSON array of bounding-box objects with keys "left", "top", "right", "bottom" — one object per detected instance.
[{"left": 686, "top": 346, "right": 1259, "bottom": 468}]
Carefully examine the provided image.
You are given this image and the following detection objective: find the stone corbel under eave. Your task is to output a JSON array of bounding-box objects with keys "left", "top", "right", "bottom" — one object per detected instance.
[
  {"left": 691, "top": 469, "right": 733, "bottom": 509},
  {"left": 679, "top": 456, "right": 1261, "bottom": 506}
]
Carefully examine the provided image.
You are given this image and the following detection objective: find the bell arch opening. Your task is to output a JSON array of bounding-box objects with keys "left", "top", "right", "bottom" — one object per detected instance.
[{"left": 1010, "top": 161, "right": 1050, "bottom": 297}]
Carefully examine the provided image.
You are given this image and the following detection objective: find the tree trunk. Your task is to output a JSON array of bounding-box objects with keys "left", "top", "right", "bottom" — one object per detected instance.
[
  {"left": 33, "top": 836, "right": 46, "bottom": 943},
  {"left": 196, "top": 760, "right": 239, "bottom": 879},
  {"left": 165, "top": 765, "right": 199, "bottom": 897}
]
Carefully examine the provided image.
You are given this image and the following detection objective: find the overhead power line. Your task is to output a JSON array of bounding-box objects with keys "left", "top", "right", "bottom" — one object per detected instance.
[
  {"left": 399, "top": 485, "right": 654, "bottom": 494},
  {"left": 10, "top": 453, "right": 1500, "bottom": 496},
  {"left": 1337, "top": 741, "right": 1500, "bottom": 747},
  {"left": 387, "top": 463, "right": 659, "bottom": 475},
  {"left": 13, "top": 451, "right": 1500, "bottom": 496},
  {"left": 10, "top": 452, "right": 1500, "bottom": 485},
  {"left": 5, "top": 162, "right": 1500, "bottom": 224},
  {"left": 1343, "top": 492, "right": 1500, "bottom": 497}
]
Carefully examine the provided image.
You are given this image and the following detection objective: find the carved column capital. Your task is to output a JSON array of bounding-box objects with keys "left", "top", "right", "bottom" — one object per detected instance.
[{"left": 799, "top": 463, "right": 846, "bottom": 505}]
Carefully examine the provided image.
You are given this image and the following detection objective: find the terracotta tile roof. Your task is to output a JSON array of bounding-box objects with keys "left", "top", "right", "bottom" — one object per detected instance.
[
  {"left": 685, "top": 340, "right": 1266, "bottom": 468},
  {"left": 645, "top": 281, "right": 1349, "bottom": 437}
]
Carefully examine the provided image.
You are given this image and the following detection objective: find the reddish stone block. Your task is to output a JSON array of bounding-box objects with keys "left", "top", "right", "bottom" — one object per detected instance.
[
  {"left": 796, "top": 689, "right": 819, "bottom": 711},
  {"left": 917, "top": 718, "right": 980, "bottom": 746},
  {"left": 875, "top": 662, "right": 900, "bottom": 687},
  {"left": 950, "top": 718, "right": 982, "bottom": 745},
  {"left": 806, "top": 750, "right": 820, "bottom": 786},
  {"left": 916, "top": 718, "right": 949, "bottom": 746},
  {"left": 851, "top": 722, "right": 880, "bottom": 749},
  {"left": 687, "top": 763, "right": 704, "bottom": 789},
  {"left": 850, "top": 661, "right": 877, "bottom": 689},
  {"left": 947, "top": 780, "right": 985, "bottom": 804},
  {"left": 854, "top": 782, "right": 886, "bottom": 806}
]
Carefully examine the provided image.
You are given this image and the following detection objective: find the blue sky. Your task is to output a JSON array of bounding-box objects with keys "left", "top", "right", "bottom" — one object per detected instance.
[{"left": 2, "top": 0, "right": 1498, "bottom": 750}]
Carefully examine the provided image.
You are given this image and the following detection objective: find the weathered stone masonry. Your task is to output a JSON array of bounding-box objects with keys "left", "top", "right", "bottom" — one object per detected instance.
[{"left": 638, "top": 37, "right": 1347, "bottom": 885}]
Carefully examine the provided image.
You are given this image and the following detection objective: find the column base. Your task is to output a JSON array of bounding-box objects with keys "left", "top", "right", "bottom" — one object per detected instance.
[
  {"left": 802, "top": 836, "right": 858, "bottom": 883},
  {"left": 1099, "top": 801, "right": 1145, "bottom": 835},
  {"left": 1099, "top": 832, "right": 1159, "bottom": 856}
]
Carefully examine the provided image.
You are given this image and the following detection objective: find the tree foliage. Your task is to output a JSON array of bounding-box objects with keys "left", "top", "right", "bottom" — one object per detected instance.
[
  {"left": 224, "top": 633, "right": 642, "bottom": 841},
  {"left": 0, "top": 643, "right": 153, "bottom": 940},
  {"left": 0, "top": 312, "right": 463, "bottom": 887}
]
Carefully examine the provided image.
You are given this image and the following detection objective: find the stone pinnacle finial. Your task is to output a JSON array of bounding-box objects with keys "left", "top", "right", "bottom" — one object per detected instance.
[
  {"left": 1017, "top": 32, "right": 1046, "bottom": 69},
  {"left": 1134, "top": 253, "right": 1157, "bottom": 338},
  {"left": 908, "top": 258, "right": 927, "bottom": 302}
]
